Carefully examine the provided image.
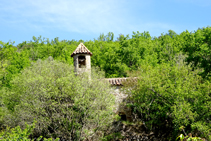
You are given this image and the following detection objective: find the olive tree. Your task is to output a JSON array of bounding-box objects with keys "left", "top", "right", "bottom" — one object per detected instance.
[{"left": 2, "top": 58, "right": 115, "bottom": 140}]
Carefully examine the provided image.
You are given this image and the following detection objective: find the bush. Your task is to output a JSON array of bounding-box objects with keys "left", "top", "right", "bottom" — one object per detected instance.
[
  {"left": 0, "top": 122, "right": 59, "bottom": 141},
  {"left": 0, "top": 123, "right": 34, "bottom": 141},
  {"left": 125, "top": 61, "right": 211, "bottom": 139},
  {"left": 1, "top": 58, "right": 115, "bottom": 140}
]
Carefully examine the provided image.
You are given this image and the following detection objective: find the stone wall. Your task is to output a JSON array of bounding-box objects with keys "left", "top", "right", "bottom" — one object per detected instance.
[
  {"left": 111, "top": 86, "right": 132, "bottom": 121},
  {"left": 73, "top": 54, "right": 91, "bottom": 78}
]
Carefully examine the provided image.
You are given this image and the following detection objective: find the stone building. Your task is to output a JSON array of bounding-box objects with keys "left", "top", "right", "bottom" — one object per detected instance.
[
  {"left": 71, "top": 43, "right": 92, "bottom": 77},
  {"left": 71, "top": 43, "right": 132, "bottom": 121}
]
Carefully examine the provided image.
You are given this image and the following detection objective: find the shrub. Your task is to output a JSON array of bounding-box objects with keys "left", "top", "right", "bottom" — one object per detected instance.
[
  {"left": 125, "top": 61, "right": 211, "bottom": 139},
  {"left": 2, "top": 58, "right": 115, "bottom": 140}
]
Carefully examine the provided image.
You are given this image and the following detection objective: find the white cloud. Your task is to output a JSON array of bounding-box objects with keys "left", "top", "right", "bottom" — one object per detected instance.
[
  {"left": 0, "top": 0, "right": 178, "bottom": 38},
  {"left": 1, "top": 0, "right": 130, "bottom": 33}
]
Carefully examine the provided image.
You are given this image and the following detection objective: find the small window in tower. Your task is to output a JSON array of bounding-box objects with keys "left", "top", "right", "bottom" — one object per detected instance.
[{"left": 78, "top": 56, "right": 86, "bottom": 68}]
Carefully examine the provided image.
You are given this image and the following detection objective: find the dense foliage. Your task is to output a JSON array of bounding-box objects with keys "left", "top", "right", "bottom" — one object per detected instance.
[
  {"left": 0, "top": 58, "right": 115, "bottom": 140},
  {"left": 124, "top": 60, "right": 211, "bottom": 140},
  {"left": 0, "top": 26, "right": 211, "bottom": 140}
]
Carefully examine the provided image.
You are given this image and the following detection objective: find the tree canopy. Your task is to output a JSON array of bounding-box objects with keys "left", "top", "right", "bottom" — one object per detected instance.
[
  {"left": 1, "top": 58, "right": 115, "bottom": 140},
  {"left": 1, "top": 26, "right": 211, "bottom": 140}
]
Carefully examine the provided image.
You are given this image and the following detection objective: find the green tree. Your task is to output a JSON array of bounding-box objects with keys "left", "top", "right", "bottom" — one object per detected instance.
[
  {"left": 2, "top": 58, "right": 115, "bottom": 140},
  {"left": 125, "top": 57, "right": 211, "bottom": 140},
  {"left": 0, "top": 42, "right": 31, "bottom": 88},
  {"left": 182, "top": 27, "right": 211, "bottom": 78}
]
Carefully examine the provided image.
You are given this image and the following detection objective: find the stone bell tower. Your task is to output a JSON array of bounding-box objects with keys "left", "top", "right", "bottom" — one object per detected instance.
[{"left": 71, "top": 43, "right": 92, "bottom": 76}]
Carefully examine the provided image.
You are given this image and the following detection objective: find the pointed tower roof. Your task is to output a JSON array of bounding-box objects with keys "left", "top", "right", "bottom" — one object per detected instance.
[{"left": 71, "top": 43, "right": 92, "bottom": 57}]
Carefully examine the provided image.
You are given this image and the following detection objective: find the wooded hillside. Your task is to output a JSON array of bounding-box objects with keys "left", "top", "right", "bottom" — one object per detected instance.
[{"left": 0, "top": 27, "right": 211, "bottom": 140}]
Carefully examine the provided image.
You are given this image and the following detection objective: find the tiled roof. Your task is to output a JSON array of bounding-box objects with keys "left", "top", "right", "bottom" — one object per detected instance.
[
  {"left": 105, "top": 77, "right": 137, "bottom": 86},
  {"left": 71, "top": 43, "right": 93, "bottom": 57}
]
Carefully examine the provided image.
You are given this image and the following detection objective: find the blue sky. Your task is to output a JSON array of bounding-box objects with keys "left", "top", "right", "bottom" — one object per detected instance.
[{"left": 0, "top": 0, "right": 210, "bottom": 45}]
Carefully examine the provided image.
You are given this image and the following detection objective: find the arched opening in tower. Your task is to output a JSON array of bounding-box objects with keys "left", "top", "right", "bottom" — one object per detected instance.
[{"left": 78, "top": 56, "right": 86, "bottom": 68}]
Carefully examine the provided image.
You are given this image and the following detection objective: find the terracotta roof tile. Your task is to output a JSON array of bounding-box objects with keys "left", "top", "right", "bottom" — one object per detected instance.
[
  {"left": 71, "top": 43, "right": 92, "bottom": 57},
  {"left": 105, "top": 77, "right": 137, "bottom": 86}
]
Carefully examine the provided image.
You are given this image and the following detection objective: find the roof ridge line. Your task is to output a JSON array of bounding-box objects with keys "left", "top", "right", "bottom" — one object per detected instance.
[{"left": 71, "top": 43, "right": 93, "bottom": 57}]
